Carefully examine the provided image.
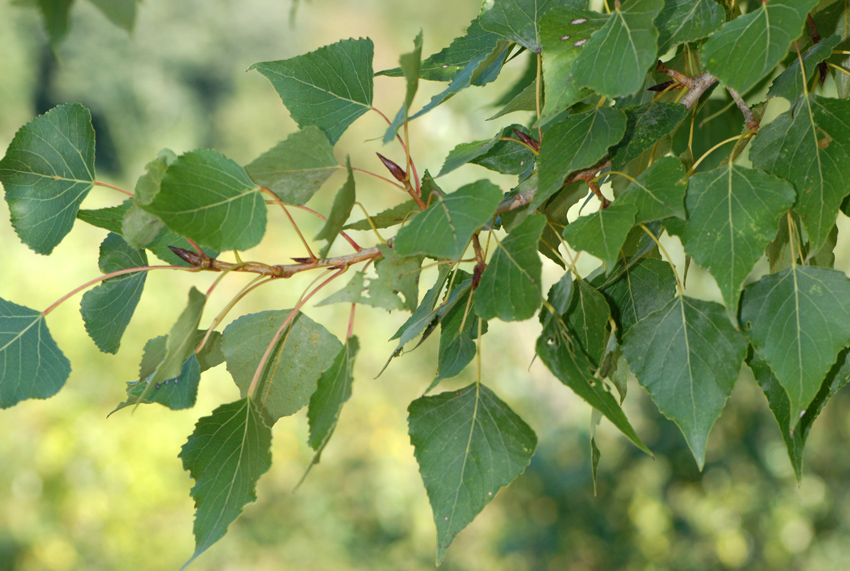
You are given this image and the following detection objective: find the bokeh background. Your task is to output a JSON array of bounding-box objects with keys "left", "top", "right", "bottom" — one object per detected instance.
[{"left": 3, "top": 1, "right": 850, "bottom": 569}]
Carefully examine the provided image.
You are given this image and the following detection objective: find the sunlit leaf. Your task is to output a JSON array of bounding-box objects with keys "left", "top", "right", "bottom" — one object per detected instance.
[
  {"left": 474, "top": 214, "right": 545, "bottom": 321},
  {"left": 562, "top": 202, "right": 637, "bottom": 270},
  {"left": 250, "top": 38, "right": 374, "bottom": 145},
  {"left": 222, "top": 310, "right": 341, "bottom": 423},
  {"left": 80, "top": 233, "right": 148, "bottom": 354},
  {"left": 180, "top": 398, "right": 272, "bottom": 567},
  {"left": 408, "top": 383, "right": 536, "bottom": 565},
  {"left": 439, "top": 124, "right": 534, "bottom": 177},
  {"left": 384, "top": 31, "right": 423, "bottom": 143},
  {"left": 394, "top": 180, "right": 502, "bottom": 259},
  {"left": 0, "top": 297, "right": 70, "bottom": 408},
  {"left": 87, "top": 0, "right": 138, "bottom": 31},
  {"left": 750, "top": 95, "right": 850, "bottom": 250},
  {"left": 623, "top": 295, "right": 748, "bottom": 468},
  {"left": 768, "top": 35, "right": 841, "bottom": 102},
  {"left": 615, "top": 156, "right": 687, "bottom": 223},
  {"left": 145, "top": 150, "right": 266, "bottom": 252},
  {"left": 343, "top": 199, "right": 419, "bottom": 231},
  {"left": 740, "top": 266, "right": 850, "bottom": 429},
  {"left": 572, "top": 0, "right": 664, "bottom": 98},
  {"left": 0, "top": 103, "right": 95, "bottom": 254},
  {"left": 435, "top": 284, "right": 486, "bottom": 384},
  {"left": 307, "top": 337, "right": 359, "bottom": 452},
  {"left": 680, "top": 165, "right": 795, "bottom": 319},
  {"left": 701, "top": 0, "right": 820, "bottom": 94}
]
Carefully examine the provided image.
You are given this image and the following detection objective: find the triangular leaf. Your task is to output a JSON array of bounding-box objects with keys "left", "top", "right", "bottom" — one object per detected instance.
[
  {"left": 315, "top": 157, "right": 355, "bottom": 258},
  {"left": 343, "top": 199, "right": 419, "bottom": 231},
  {"left": 245, "top": 127, "right": 338, "bottom": 205},
  {"left": 0, "top": 103, "right": 95, "bottom": 254},
  {"left": 562, "top": 202, "right": 637, "bottom": 270},
  {"left": 740, "top": 266, "right": 850, "bottom": 429},
  {"left": 536, "top": 106, "right": 627, "bottom": 210},
  {"left": 145, "top": 150, "right": 266, "bottom": 252},
  {"left": 655, "top": 0, "right": 724, "bottom": 55},
  {"left": 623, "top": 295, "right": 748, "bottom": 468},
  {"left": 701, "top": 0, "right": 820, "bottom": 94},
  {"left": 307, "top": 337, "right": 359, "bottom": 451},
  {"left": 435, "top": 284, "right": 486, "bottom": 384},
  {"left": 439, "top": 124, "right": 534, "bottom": 177},
  {"left": 114, "top": 355, "right": 201, "bottom": 413},
  {"left": 750, "top": 95, "right": 850, "bottom": 250},
  {"left": 538, "top": 6, "right": 605, "bottom": 125},
  {"left": 222, "top": 310, "right": 342, "bottom": 423},
  {"left": 768, "top": 34, "right": 842, "bottom": 102},
  {"left": 474, "top": 214, "right": 545, "bottom": 321},
  {"left": 250, "top": 38, "right": 374, "bottom": 145},
  {"left": 80, "top": 233, "right": 148, "bottom": 354},
  {"left": 571, "top": 0, "right": 664, "bottom": 98},
  {"left": 408, "top": 383, "right": 536, "bottom": 565},
  {"left": 394, "top": 180, "right": 502, "bottom": 259},
  {"left": 563, "top": 277, "right": 611, "bottom": 367},
  {"left": 0, "top": 297, "right": 71, "bottom": 408},
  {"left": 615, "top": 156, "right": 687, "bottom": 223},
  {"left": 680, "top": 165, "right": 795, "bottom": 319},
  {"left": 750, "top": 349, "right": 850, "bottom": 482},
  {"left": 481, "top": 0, "right": 586, "bottom": 53},
  {"left": 596, "top": 258, "right": 676, "bottom": 336},
  {"left": 179, "top": 398, "right": 272, "bottom": 567}
]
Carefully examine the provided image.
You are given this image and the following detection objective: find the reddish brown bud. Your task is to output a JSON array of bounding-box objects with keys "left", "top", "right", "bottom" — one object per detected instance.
[
  {"left": 376, "top": 153, "right": 407, "bottom": 183},
  {"left": 512, "top": 128, "right": 539, "bottom": 152}
]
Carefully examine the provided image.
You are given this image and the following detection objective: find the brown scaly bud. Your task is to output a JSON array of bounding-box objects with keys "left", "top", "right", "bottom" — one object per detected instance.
[
  {"left": 512, "top": 128, "right": 540, "bottom": 152},
  {"left": 376, "top": 153, "right": 407, "bottom": 183},
  {"left": 648, "top": 80, "right": 683, "bottom": 92},
  {"left": 169, "top": 246, "right": 210, "bottom": 268},
  {"left": 472, "top": 261, "right": 486, "bottom": 289}
]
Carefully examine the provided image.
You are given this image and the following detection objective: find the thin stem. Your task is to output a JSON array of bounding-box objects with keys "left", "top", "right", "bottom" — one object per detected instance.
[
  {"left": 185, "top": 238, "right": 204, "bottom": 256},
  {"left": 372, "top": 106, "right": 421, "bottom": 197},
  {"left": 726, "top": 87, "right": 759, "bottom": 131},
  {"left": 94, "top": 181, "right": 134, "bottom": 197},
  {"left": 349, "top": 166, "right": 407, "bottom": 190},
  {"left": 639, "top": 223, "right": 682, "bottom": 295},
  {"left": 261, "top": 187, "right": 317, "bottom": 261},
  {"left": 246, "top": 267, "right": 345, "bottom": 397},
  {"left": 688, "top": 132, "right": 755, "bottom": 175},
  {"left": 536, "top": 51, "right": 543, "bottom": 143},
  {"left": 291, "top": 204, "right": 362, "bottom": 251},
  {"left": 787, "top": 211, "right": 803, "bottom": 267},
  {"left": 827, "top": 62, "right": 850, "bottom": 79},
  {"left": 196, "top": 275, "right": 273, "bottom": 353},
  {"left": 41, "top": 264, "right": 191, "bottom": 317},
  {"left": 346, "top": 303, "right": 356, "bottom": 339}
]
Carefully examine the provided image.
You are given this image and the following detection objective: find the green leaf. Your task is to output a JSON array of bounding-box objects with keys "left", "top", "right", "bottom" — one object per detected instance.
[
  {"left": 740, "top": 266, "right": 850, "bottom": 429},
  {"left": 250, "top": 38, "right": 374, "bottom": 145},
  {"left": 391, "top": 266, "right": 452, "bottom": 341},
  {"left": 597, "top": 258, "right": 677, "bottom": 336},
  {"left": 145, "top": 149, "right": 266, "bottom": 252},
  {"left": 616, "top": 156, "right": 687, "bottom": 223},
  {"left": 376, "top": 17, "right": 501, "bottom": 82},
  {"left": 87, "top": 0, "right": 137, "bottom": 31},
  {"left": 245, "top": 127, "right": 338, "bottom": 205},
  {"left": 572, "top": 0, "right": 664, "bottom": 99},
  {"left": 179, "top": 398, "right": 272, "bottom": 567},
  {"left": 671, "top": 100, "right": 741, "bottom": 174},
  {"left": 564, "top": 277, "right": 611, "bottom": 367},
  {"left": 481, "top": 0, "right": 585, "bottom": 52},
  {"left": 114, "top": 355, "right": 201, "bottom": 414},
  {"left": 535, "top": 318, "right": 650, "bottom": 455},
  {"left": 343, "top": 199, "right": 419, "bottom": 231},
  {"left": 701, "top": 0, "right": 820, "bottom": 94},
  {"left": 487, "top": 80, "right": 538, "bottom": 121},
  {"left": 315, "top": 157, "right": 355, "bottom": 258},
  {"left": 408, "top": 383, "right": 536, "bottom": 565},
  {"left": 536, "top": 107, "right": 627, "bottom": 210},
  {"left": 474, "top": 214, "right": 545, "bottom": 321},
  {"left": 0, "top": 297, "right": 71, "bottom": 408},
  {"left": 562, "top": 202, "right": 637, "bottom": 270},
  {"left": 609, "top": 103, "right": 688, "bottom": 171},
  {"left": 394, "top": 180, "right": 502, "bottom": 259},
  {"left": 135, "top": 287, "right": 206, "bottom": 406},
  {"left": 384, "top": 31, "right": 423, "bottom": 143},
  {"left": 221, "top": 310, "right": 341, "bottom": 423},
  {"left": 36, "top": 0, "right": 73, "bottom": 45},
  {"left": 680, "top": 165, "right": 795, "bottom": 319},
  {"left": 80, "top": 233, "right": 148, "bottom": 354},
  {"left": 750, "top": 349, "right": 850, "bottom": 482},
  {"left": 655, "top": 0, "right": 724, "bottom": 55},
  {"left": 123, "top": 149, "right": 177, "bottom": 249},
  {"left": 768, "top": 34, "right": 842, "bottom": 102},
  {"left": 750, "top": 95, "right": 850, "bottom": 250},
  {"left": 538, "top": 6, "right": 606, "bottom": 125},
  {"left": 0, "top": 103, "right": 95, "bottom": 255},
  {"left": 440, "top": 125, "right": 536, "bottom": 177},
  {"left": 623, "top": 295, "right": 748, "bottom": 468},
  {"left": 307, "top": 337, "right": 359, "bottom": 452},
  {"left": 409, "top": 39, "right": 510, "bottom": 121},
  {"left": 537, "top": 181, "right": 586, "bottom": 267},
  {"left": 435, "top": 284, "right": 486, "bottom": 384},
  {"left": 372, "top": 244, "right": 421, "bottom": 311}
]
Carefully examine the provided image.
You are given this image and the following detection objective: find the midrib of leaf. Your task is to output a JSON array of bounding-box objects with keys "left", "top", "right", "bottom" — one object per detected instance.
[
  {"left": 803, "top": 94, "right": 826, "bottom": 223},
  {"left": 437, "top": 196, "right": 460, "bottom": 248},
  {"left": 678, "top": 295, "right": 698, "bottom": 431},
  {"left": 259, "top": 322, "right": 294, "bottom": 416},
  {"left": 31, "top": 125, "right": 94, "bottom": 181},
  {"left": 168, "top": 186, "right": 261, "bottom": 214},
  {"left": 445, "top": 382, "right": 481, "bottom": 545},
  {"left": 207, "top": 401, "right": 251, "bottom": 543},
  {"left": 264, "top": 71, "right": 370, "bottom": 108},
  {"left": 0, "top": 315, "right": 42, "bottom": 354},
  {"left": 727, "top": 164, "right": 736, "bottom": 290},
  {"left": 625, "top": 270, "right": 639, "bottom": 325},
  {"left": 493, "top": 235, "right": 534, "bottom": 282},
  {"left": 615, "top": 7, "right": 639, "bottom": 70},
  {"left": 763, "top": 9, "right": 772, "bottom": 74},
  {"left": 666, "top": 2, "right": 701, "bottom": 43},
  {"left": 792, "top": 264, "right": 804, "bottom": 401}
]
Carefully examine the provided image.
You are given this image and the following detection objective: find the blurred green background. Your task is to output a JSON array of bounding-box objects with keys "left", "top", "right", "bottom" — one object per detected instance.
[{"left": 3, "top": 1, "right": 850, "bottom": 569}]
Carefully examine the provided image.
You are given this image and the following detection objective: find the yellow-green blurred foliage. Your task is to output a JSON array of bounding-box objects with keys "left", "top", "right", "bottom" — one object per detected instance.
[{"left": 3, "top": 1, "right": 850, "bottom": 570}]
